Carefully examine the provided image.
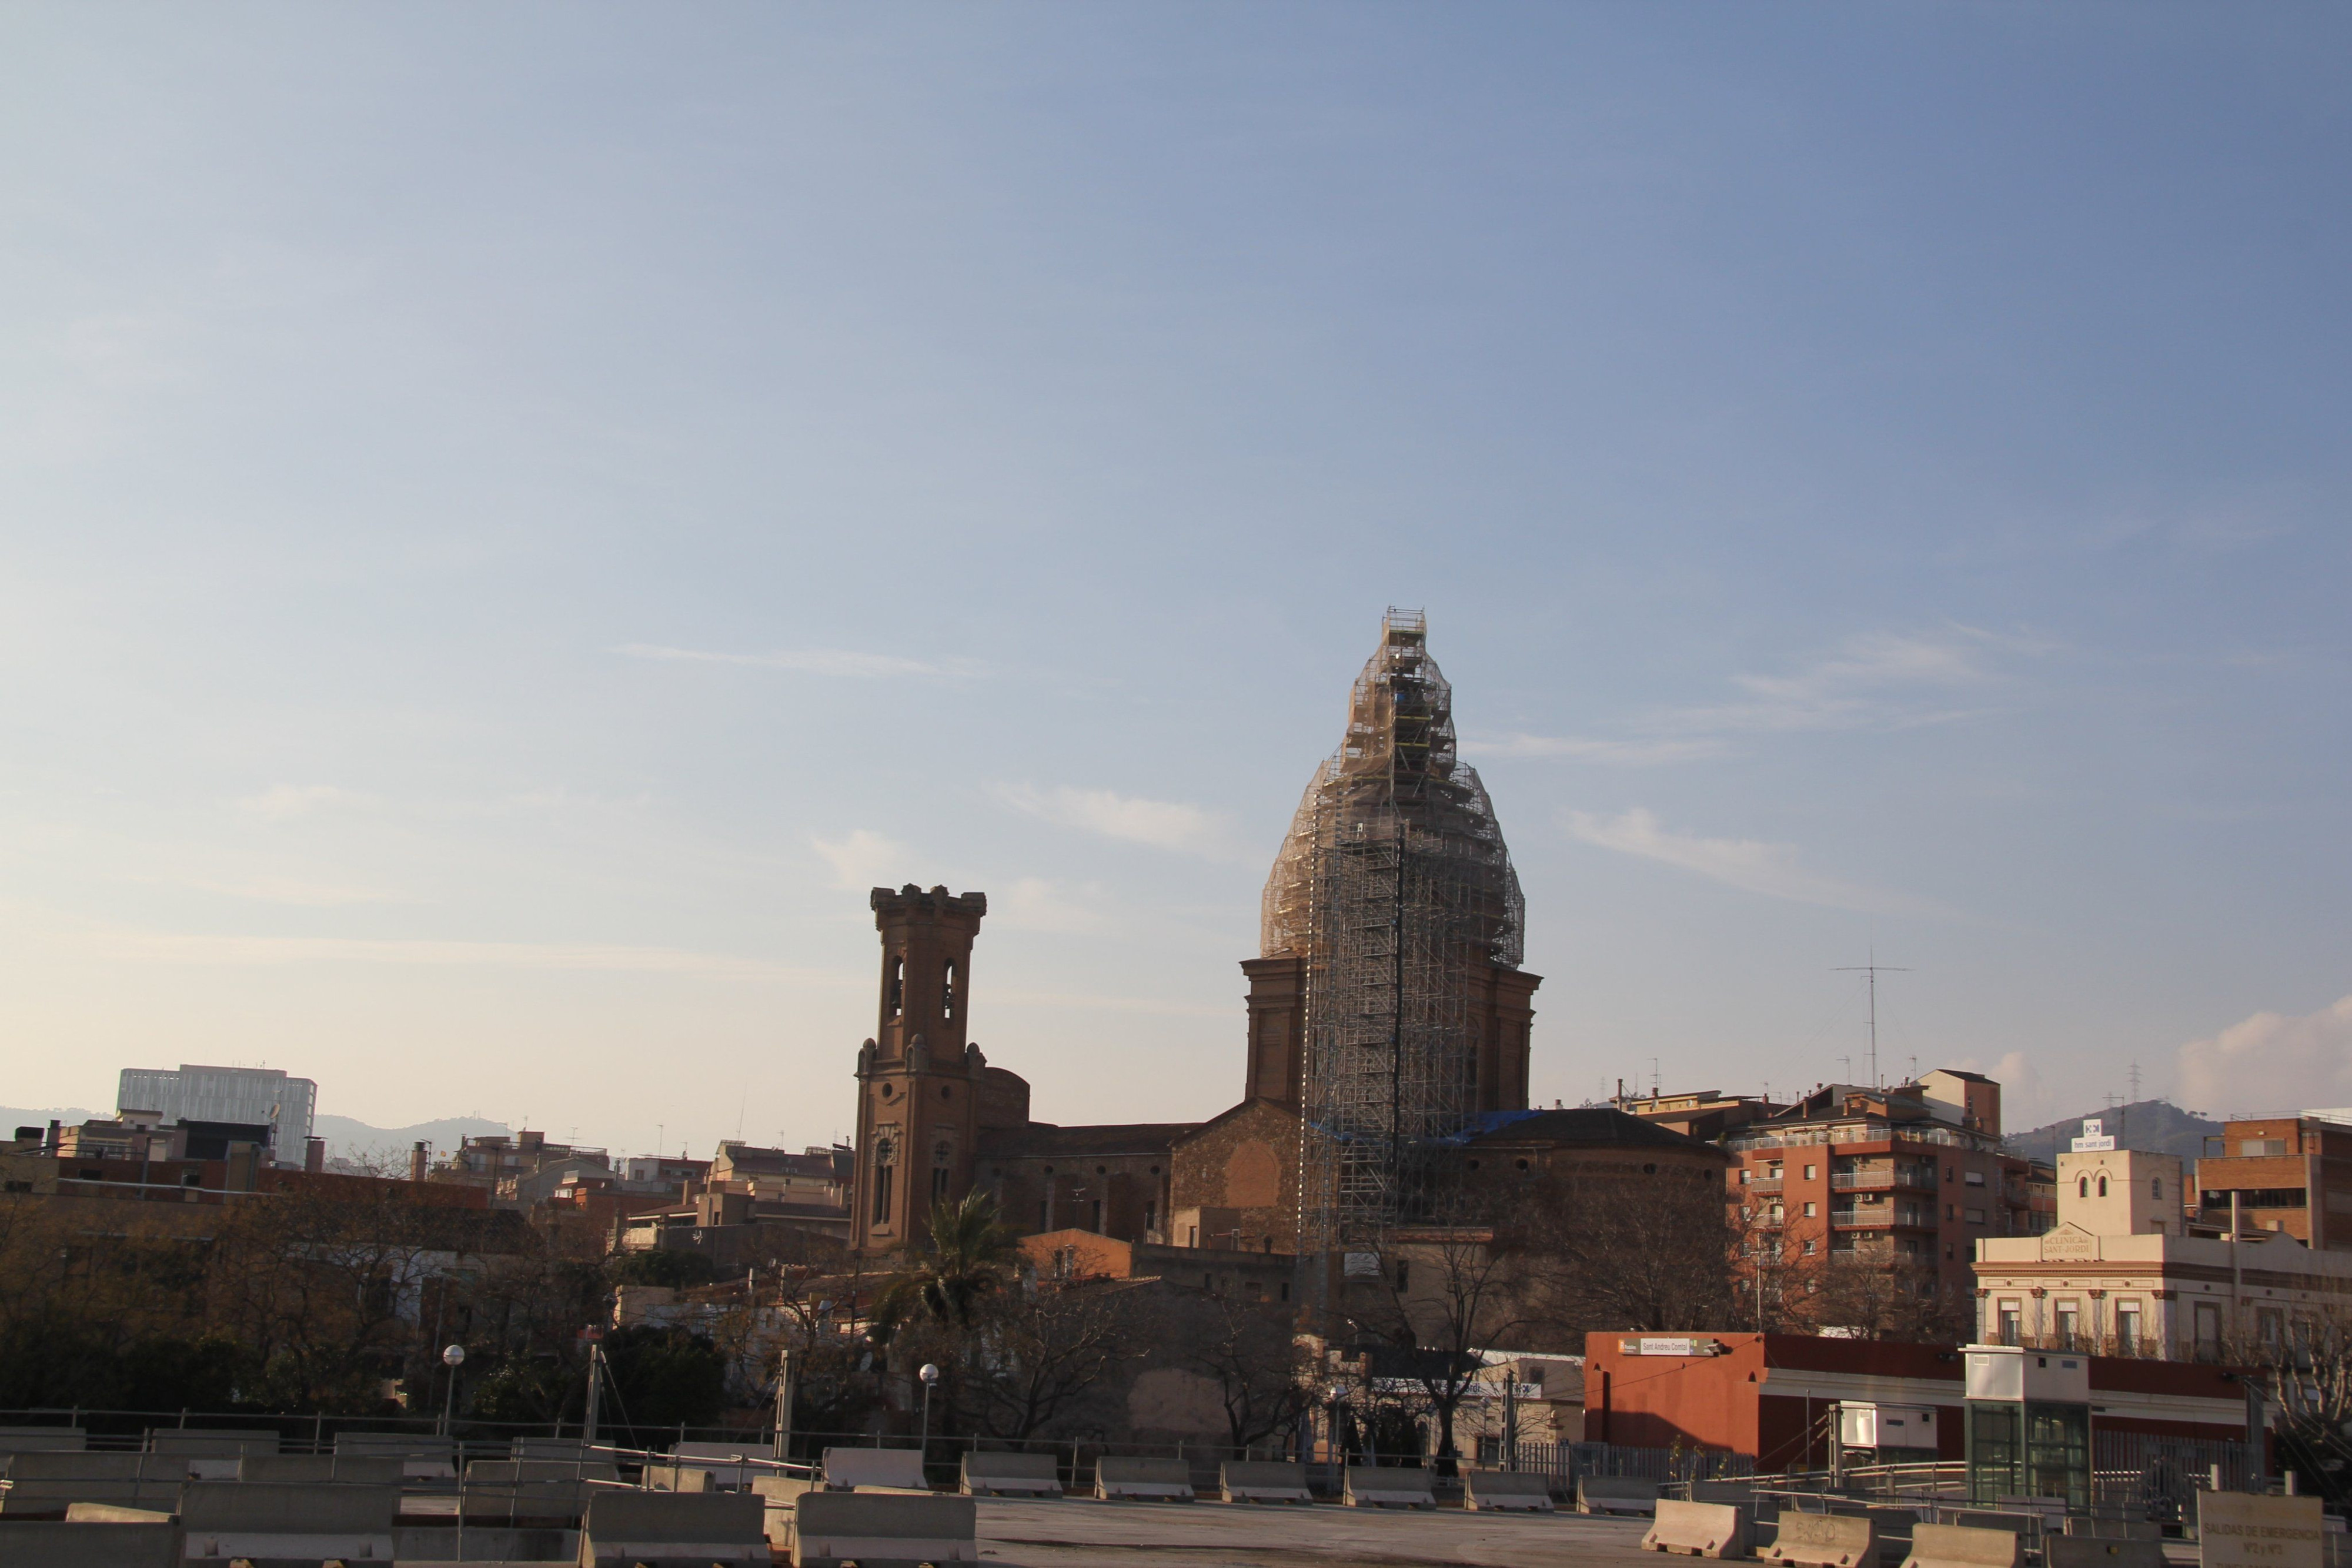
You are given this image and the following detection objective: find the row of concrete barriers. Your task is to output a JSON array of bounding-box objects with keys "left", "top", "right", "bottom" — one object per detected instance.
[
  {"left": 0, "top": 1483, "right": 772, "bottom": 1567},
  {"left": 1644, "top": 1496, "right": 2186, "bottom": 1568}
]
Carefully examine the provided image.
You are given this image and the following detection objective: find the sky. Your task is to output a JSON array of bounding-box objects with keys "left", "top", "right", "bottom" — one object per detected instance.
[{"left": 2, "top": 5, "right": 2348, "bottom": 1160}]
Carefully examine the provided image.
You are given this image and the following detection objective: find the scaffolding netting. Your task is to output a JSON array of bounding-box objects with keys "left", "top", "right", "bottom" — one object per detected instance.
[{"left": 1264, "top": 610, "right": 1524, "bottom": 1249}]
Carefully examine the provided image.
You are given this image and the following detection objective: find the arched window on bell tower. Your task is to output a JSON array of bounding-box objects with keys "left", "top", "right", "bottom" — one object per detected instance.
[
  {"left": 887, "top": 957, "right": 904, "bottom": 1019},
  {"left": 943, "top": 958, "right": 957, "bottom": 1021}
]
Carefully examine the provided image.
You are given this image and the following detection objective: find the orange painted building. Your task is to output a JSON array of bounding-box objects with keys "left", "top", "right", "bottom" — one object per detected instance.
[{"left": 1584, "top": 1332, "right": 2251, "bottom": 1472}]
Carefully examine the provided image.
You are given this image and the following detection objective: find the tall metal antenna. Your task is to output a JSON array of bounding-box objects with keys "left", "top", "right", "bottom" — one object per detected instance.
[
  {"left": 1834, "top": 955, "right": 1912, "bottom": 1089},
  {"left": 2128, "top": 1062, "right": 2143, "bottom": 1101}
]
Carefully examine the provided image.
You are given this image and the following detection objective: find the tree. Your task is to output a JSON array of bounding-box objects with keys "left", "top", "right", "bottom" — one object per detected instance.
[
  {"left": 1351, "top": 1210, "right": 1526, "bottom": 1473},
  {"left": 1519, "top": 1165, "right": 1737, "bottom": 1338},
  {"left": 603, "top": 1323, "right": 728, "bottom": 1430},
  {"left": 943, "top": 1277, "right": 1144, "bottom": 1442},
  {"left": 872, "top": 1192, "right": 1023, "bottom": 1343},
  {"left": 1173, "top": 1292, "right": 1315, "bottom": 1451},
  {"left": 608, "top": 1249, "right": 721, "bottom": 1289}
]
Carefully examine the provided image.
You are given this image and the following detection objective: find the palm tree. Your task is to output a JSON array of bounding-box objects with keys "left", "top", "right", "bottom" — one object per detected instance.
[{"left": 871, "top": 1191, "right": 1024, "bottom": 1343}]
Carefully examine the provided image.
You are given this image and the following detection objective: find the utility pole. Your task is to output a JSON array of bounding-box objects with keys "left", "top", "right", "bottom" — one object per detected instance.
[{"left": 1834, "top": 957, "right": 1910, "bottom": 1089}]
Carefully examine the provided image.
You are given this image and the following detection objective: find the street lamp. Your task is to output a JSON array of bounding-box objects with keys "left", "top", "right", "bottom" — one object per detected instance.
[
  {"left": 918, "top": 1364, "right": 941, "bottom": 1485},
  {"left": 439, "top": 1345, "right": 466, "bottom": 1437}
]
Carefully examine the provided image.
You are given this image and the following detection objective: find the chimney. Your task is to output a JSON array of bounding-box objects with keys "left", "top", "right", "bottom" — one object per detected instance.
[
  {"left": 305, "top": 1137, "right": 326, "bottom": 1174},
  {"left": 409, "top": 1141, "right": 429, "bottom": 1183},
  {"left": 43, "top": 1120, "right": 59, "bottom": 1155}
]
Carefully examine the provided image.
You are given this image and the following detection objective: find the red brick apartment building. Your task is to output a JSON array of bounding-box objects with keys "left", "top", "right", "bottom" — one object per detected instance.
[
  {"left": 1584, "top": 1332, "right": 2250, "bottom": 1472},
  {"left": 1723, "top": 1070, "right": 2037, "bottom": 1300},
  {"left": 2193, "top": 1114, "right": 2352, "bottom": 1251}
]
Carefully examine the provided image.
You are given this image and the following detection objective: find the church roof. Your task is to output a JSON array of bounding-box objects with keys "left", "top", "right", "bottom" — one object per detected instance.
[
  {"left": 1460, "top": 1106, "right": 1726, "bottom": 1155},
  {"left": 976, "top": 1121, "right": 1201, "bottom": 1159}
]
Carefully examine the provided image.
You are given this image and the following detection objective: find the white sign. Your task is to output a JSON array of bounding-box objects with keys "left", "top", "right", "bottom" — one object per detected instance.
[
  {"left": 1342, "top": 1252, "right": 1382, "bottom": 1279},
  {"left": 2200, "top": 1491, "right": 2323, "bottom": 1568},
  {"left": 2072, "top": 1135, "right": 2116, "bottom": 1152},
  {"left": 1622, "top": 1336, "right": 1718, "bottom": 1357}
]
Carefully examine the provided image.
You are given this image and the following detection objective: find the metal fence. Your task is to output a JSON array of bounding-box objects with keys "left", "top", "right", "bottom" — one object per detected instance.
[
  {"left": 2093, "top": 1430, "right": 2253, "bottom": 1522},
  {"left": 1498, "top": 1439, "right": 1752, "bottom": 1493}
]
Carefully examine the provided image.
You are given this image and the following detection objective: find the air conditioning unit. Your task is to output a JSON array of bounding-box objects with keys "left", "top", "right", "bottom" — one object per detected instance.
[{"left": 1839, "top": 1403, "right": 1936, "bottom": 1449}]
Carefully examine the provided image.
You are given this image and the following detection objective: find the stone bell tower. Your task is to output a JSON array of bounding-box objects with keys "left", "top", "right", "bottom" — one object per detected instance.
[{"left": 852, "top": 884, "right": 990, "bottom": 1255}]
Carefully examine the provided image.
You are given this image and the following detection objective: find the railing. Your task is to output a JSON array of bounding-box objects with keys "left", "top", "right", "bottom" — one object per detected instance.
[
  {"left": 1503, "top": 1440, "right": 1750, "bottom": 1493},
  {"left": 1830, "top": 1208, "right": 1935, "bottom": 1229},
  {"left": 1832, "top": 1169, "right": 1937, "bottom": 1192}
]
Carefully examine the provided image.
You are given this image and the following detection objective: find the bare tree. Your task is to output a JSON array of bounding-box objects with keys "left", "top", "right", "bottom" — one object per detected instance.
[
  {"left": 1519, "top": 1166, "right": 1736, "bottom": 1339},
  {"left": 1167, "top": 1290, "right": 1315, "bottom": 1451},
  {"left": 1345, "top": 1205, "right": 1528, "bottom": 1472},
  {"left": 936, "top": 1276, "right": 1146, "bottom": 1442}
]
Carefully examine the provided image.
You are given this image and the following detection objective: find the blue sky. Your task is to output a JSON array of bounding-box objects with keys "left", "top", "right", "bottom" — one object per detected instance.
[{"left": 3, "top": 5, "right": 2347, "bottom": 1157}]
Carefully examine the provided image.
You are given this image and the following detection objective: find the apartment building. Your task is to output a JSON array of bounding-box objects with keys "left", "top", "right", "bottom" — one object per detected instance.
[
  {"left": 115, "top": 1064, "right": 316, "bottom": 1165},
  {"left": 1726, "top": 1069, "right": 2034, "bottom": 1299},
  {"left": 2191, "top": 1113, "right": 2352, "bottom": 1252}
]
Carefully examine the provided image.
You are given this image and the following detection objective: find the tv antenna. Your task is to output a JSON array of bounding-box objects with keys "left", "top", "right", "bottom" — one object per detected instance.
[{"left": 1834, "top": 957, "right": 1910, "bottom": 1089}]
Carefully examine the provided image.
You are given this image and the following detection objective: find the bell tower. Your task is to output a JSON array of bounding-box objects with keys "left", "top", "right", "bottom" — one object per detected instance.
[{"left": 853, "top": 884, "right": 988, "bottom": 1254}]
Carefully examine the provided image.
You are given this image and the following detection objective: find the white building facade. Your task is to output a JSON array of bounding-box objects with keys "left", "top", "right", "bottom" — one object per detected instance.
[{"left": 115, "top": 1064, "right": 316, "bottom": 1163}]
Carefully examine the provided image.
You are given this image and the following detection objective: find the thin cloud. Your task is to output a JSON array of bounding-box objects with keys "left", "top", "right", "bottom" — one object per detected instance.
[
  {"left": 1663, "top": 627, "right": 2049, "bottom": 737},
  {"left": 811, "top": 829, "right": 912, "bottom": 892},
  {"left": 240, "top": 784, "right": 366, "bottom": 820},
  {"left": 1462, "top": 734, "right": 1729, "bottom": 765},
  {"left": 993, "top": 783, "right": 1232, "bottom": 858},
  {"left": 1563, "top": 807, "right": 1947, "bottom": 917},
  {"left": 618, "top": 643, "right": 984, "bottom": 680},
  {"left": 86, "top": 930, "right": 814, "bottom": 977},
  {"left": 993, "top": 877, "right": 1103, "bottom": 935}
]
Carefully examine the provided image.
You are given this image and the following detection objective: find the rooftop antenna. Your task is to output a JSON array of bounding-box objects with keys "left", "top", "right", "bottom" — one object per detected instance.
[
  {"left": 1651, "top": 1057, "right": 1662, "bottom": 1098},
  {"left": 2127, "top": 1062, "right": 2143, "bottom": 1102},
  {"left": 1834, "top": 954, "right": 1911, "bottom": 1089}
]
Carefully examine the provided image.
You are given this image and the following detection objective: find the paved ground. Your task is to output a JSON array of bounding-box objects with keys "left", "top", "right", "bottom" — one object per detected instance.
[{"left": 970, "top": 1495, "right": 1662, "bottom": 1567}]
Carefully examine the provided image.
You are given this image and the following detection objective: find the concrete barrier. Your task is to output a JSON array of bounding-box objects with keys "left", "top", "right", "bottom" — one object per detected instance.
[
  {"left": 1095, "top": 1456, "right": 1195, "bottom": 1502},
  {"left": 143, "top": 1428, "right": 278, "bottom": 1457},
  {"left": 0, "top": 1517, "right": 179, "bottom": 1567},
  {"left": 1219, "top": 1461, "right": 1312, "bottom": 1504},
  {"left": 960, "top": 1450, "right": 1061, "bottom": 1498},
  {"left": 176, "top": 1479, "right": 400, "bottom": 1564},
  {"left": 0, "top": 1454, "right": 189, "bottom": 1516},
  {"left": 334, "top": 1431, "right": 458, "bottom": 1480},
  {"left": 669, "top": 1441, "right": 774, "bottom": 1489},
  {"left": 463, "top": 1457, "right": 623, "bottom": 1485},
  {"left": 793, "top": 1490, "right": 978, "bottom": 1567},
  {"left": 236, "top": 1453, "right": 405, "bottom": 1485},
  {"left": 823, "top": 1447, "right": 929, "bottom": 1492},
  {"left": 1344, "top": 1466, "right": 1436, "bottom": 1509},
  {"left": 1645, "top": 1498, "right": 1752, "bottom": 1557},
  {"left": 580, "top": 1490, "right": 768, "bottom": 1566},
  {"left": 643, "top": 1463, "right": 716, "bottom": 1492},
  {"left": 456, "top": 1480, "right": 599, "bottom": 1527},
  {"left": 2044, "top": 1538, "right": 2166, "bottom": 1568},
  {"left": 392, "top": 1522, "right": 577, "bottom": 1562},
  {"left": 1900, "top": 1523, "right": 2022, "bottom": 1568},
  {"left": 1581, "top": 1475, "right": 1665, "bottom": 1516},
  {"left": 1762, "top": 1510, "right": 1879, "bottom": 1568},
  {"left": 1466, "top": 1470, "right": 1557, "bottom": 1512},
  {"left": 0, "top": 1428, "right": 85, "bottom": 1454},
  {"left": 1694, "top": 1481, "right": 1759, "bottom": 1503}
]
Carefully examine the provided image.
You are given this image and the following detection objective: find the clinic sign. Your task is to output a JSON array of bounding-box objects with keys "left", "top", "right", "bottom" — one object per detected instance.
[{"left": 2199, "top": 1492, "right": 2322, "bottom": 1568}]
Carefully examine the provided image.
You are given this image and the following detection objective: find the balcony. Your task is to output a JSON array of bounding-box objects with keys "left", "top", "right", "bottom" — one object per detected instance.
[
  {"left": 1745, "top": 1177, "right": 1784, "bottom": 1195},
  {"left": 1831, "top": 1206, "right": 1936, "bottom": 1230},
  {"left": 1832, "top": 1168, "right": 1937, "bottom": 1192}
]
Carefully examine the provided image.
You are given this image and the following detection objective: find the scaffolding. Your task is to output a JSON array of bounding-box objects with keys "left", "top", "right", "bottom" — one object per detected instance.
[{"left": 1265, "top": 610, "right": 1524, "bottom": 1256}]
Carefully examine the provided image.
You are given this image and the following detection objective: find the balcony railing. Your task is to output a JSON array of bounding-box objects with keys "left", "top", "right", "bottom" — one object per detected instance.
[
  {"left": 1745, "top": 1178, "right": 1784, "bottom": 1195},
  {"left": 1832, "top": 1168, "right": 1937, "bottom": 1192},
  {"left": 1831, "top": 1207, "right": 1936, "bottom": 1230}
]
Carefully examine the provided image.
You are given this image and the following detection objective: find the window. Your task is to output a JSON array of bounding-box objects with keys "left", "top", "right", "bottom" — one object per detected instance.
[
  {"left": 887, "top": 957, "right": 904, "bottom": 1018},
  {"left": 1279, "top": 1282, "right": 1289, "bottom": 1302},
  {"left": 2097, "top": 1176, "right": 2108, "bottom": 1198},
  {"left": 2152, "top": 1178, "right": 2164, "bottom": 1199},
  {"left": 1965, "top": 1208, "right": 1986, "bottom": 1224},
  {"left": 1188, "top": 1225, "right": 1199, "bottom": 1248},
  {"left": 1945, "top": 1242, "right": 1955, "bottom": 1259},
  {"left": 2259, "top": 1308, "right": 2284, "bottom": 1349},
  {"left": 2079, "top": 1176, "right": 2090, "bottom": 1198},
  {"left": 1038, "top": 1199, "right": 1049, "bottom": 1229},
  {"left": 942, "top": 958, "right": 957, "bottom": 1019},
  {"left": 1805, "top": 1165, "right": 1818, "bottom": 1181},
  {"left": 2194, "top": 1300, "right": 2223, "bottom": 1360},
  {"left": 1965, "top": 1171, "right": 1986, "bottom": 1186},
  {"left": 930, "top": 1166, "right": 951, "bottom": 1203},
  {"left": 2115, "top": 1302, "right": 2141, "bottom": 1355},
  {"left": 1740, "top": 1169, "right": 1751, "bottom": 1185},
  {"left": 870, "top": 1134, "right": 897, "bottom": 1224},
  {"left": 1090, "top": 1199, "right": 1103, "bottom": 1233},
  {"left": 2241, "top": 1139, "right": 2288, "bottom": 1157},
  {"left": 1802, "top": 1240, "right": 1816, "bottom": 1255},
  {"left": 1144, "top": 1201, "right": 1157, "bottom": 1233},
  {"left": 1803, "top": 1202, "right": 1816, "bottom": 1218},
  {"left": 1997, "top": 1301, "right": 2022, "bottom": 1346},
  {"left": 2056, "top": 1301, "right": 2080, "bottom": 1350},
  {"left": 1946, "top": 1203, "right": 1955, "bottom": 1220}
]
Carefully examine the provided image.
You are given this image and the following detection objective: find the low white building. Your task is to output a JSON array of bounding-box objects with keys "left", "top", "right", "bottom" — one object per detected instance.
[{"left": 1975, "top": 1121, "right": 2352, "bottom": 1358}]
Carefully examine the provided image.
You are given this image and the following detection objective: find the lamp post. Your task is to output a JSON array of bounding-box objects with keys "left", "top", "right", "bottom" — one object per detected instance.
[
  {"left": 918, "top": 1363, "right": 941, "bottom": 1487},
  {"left": 1325, "top": 1382, "right": 1347, "bottom": 1494},
  {"left": 439, "top": 1345, "right": 466, "bottom": 1438}
]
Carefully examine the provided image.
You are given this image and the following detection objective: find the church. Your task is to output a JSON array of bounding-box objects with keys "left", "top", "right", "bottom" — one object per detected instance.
[{"left": 846, "top": 612, "right": 1700, "bottom": 1262}]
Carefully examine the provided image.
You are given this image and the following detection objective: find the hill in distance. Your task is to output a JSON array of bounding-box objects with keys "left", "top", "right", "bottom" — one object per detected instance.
[{"left": 2004, "top": 1098, "right": 2221, "bottom": 1166}]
